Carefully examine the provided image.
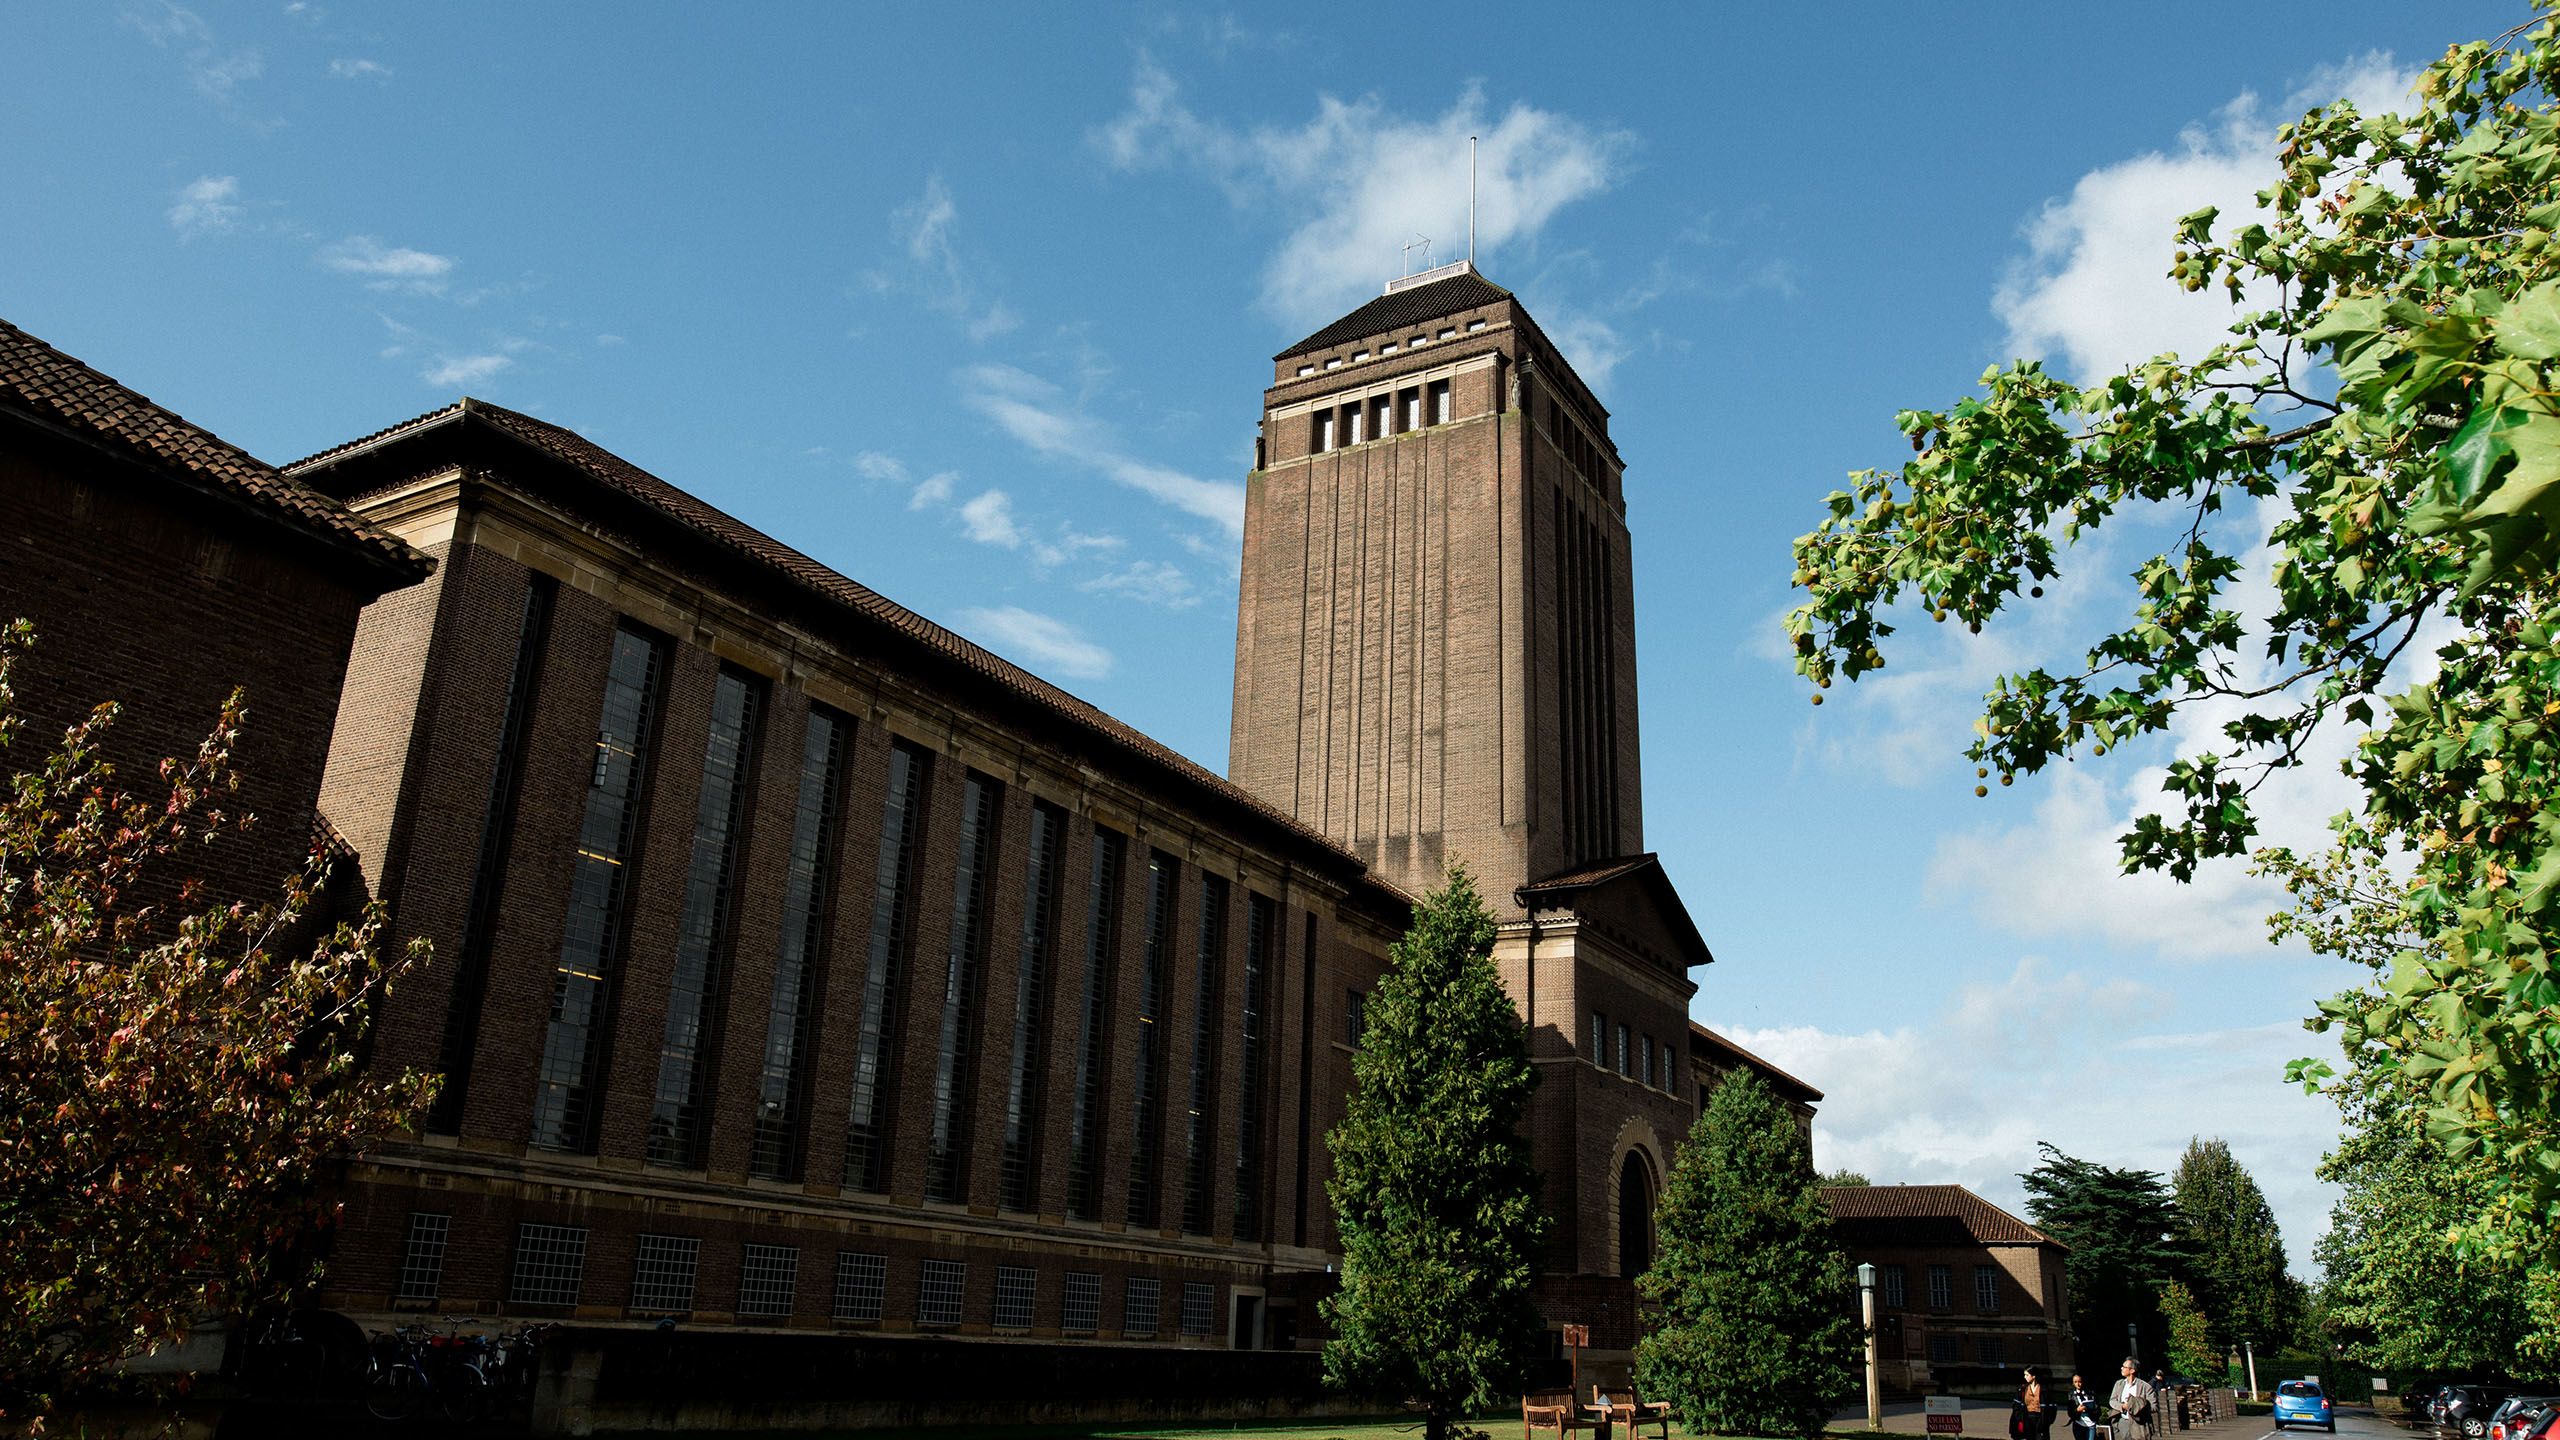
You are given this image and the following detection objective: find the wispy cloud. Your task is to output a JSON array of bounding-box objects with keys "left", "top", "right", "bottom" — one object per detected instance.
[
  {"left": 875, "top": 176, "right": 1018, "bottom": 341},
  {"left": 124, "top": 3, "right": 266, "bottom": 112},
  {"left": 422, "top": 352, "right": 513, "bottom": 388},
  {"left": 1996, "top": 54, "right": 2417, "bottom": 383},
  {"left": 167, "top": 175, "right": 245, "bottom": 239},
  {"left": 1723, "top": 956, "right": 2343, "bottom": 1275},
  {"left": 319, "top": 235, "right": 457, "bottom": 294},
  {"left": 1094, "top": 57, "right": 1628, "bottom": 329},
  {"left": 956, "top": 606, "right": 1113, "bottom": 681},
  {"left": 327, "top": 56, "right": 391, "bottom": 81},
  {"left": 1081, "top": 559, "right": 1201, "bottom": 610},
  {"left": 961, "top": 362, "right": 1245, "bottom": 535}
]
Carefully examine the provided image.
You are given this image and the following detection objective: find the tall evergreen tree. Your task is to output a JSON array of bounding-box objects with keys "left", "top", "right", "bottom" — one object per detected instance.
[
  {"left": 2171, "top": 1138, "right": 2293, "bottom": 1356},
  {"left": 1320, "top": 867, "right": 1547, "bottom": 1440},
  {"left": 2158, "top": 1281, "right": 2219, "bottom": 1382},
  {"left": 2020, "top": 1144, "right": 2186, "bottom": 1367},
  {"left": 1637, "top": 1070, "right": 1858, "bottom": 1439}
]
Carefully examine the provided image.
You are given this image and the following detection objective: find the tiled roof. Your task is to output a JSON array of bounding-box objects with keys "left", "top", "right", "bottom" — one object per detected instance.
[
  {"left": 289, "top": 399, "right": 1388, "bottom": 893},
  {"left": 0, "top": 317, "right": 428, "bottom": 580},
  {"left": 1822, "top": 1184, "right": 2062, "bottom": 1249},
  {"left": 1517, "top": 853, "right": 1658, "bottom": 895},
  {"left": 1689, "top": 1022, "right": 1824, "bottom": 1103},
  {"left": 1277, "top": 271, "right": 1513, "bottom": 359}
]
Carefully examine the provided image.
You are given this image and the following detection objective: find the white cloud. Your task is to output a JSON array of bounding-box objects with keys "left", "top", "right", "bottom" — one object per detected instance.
[
  {"left": 1094, "top": 57, "right": 1628, "bottom": 330},
  {"left": 125, "top": 3, "right": 264, "bottom": 108},
  {"left": 907, "top": 471, "right": 955, "bottom": 510},
  {"left": 327, "top": 56, "right": 391, "bottom": 81},
  {"left": 1995, "top": 54, "right": 2418, "bottom": 383},
  {"left": 957, "top": 488, "right": 1027, "bottom": 548},
  {"left": 1719, "top": 956, "right": 2342, "bottom": 1276},
  {"left": 1914, "top": 494, "right": 2446, "bottom": 960},
  {"left": 422, "top": 352, "right": 512, "bottom": 388},
  {"left": 320, "top": 235, "right": 457, "bottom": 293},
  {"left": 166, "top": 175, "right": 244, "bottom": 239},
  {"left": 884, "top": 176, "right": 1019, "bottom": 341},
  {"left": 1081, "top": 559, "right": 1201, "bottom": 610},
  {"left": 956, "top": 606, "right": 1113, "bottom": 681},
  {"left": 962, "top": 362, "right": 1246, "bottom": 535}
]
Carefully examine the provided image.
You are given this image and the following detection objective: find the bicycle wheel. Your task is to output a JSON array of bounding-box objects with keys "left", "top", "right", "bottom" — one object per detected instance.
[
  {"left": 436, "top": 1361, "right": 492, "bottom": 1424},
  {"left": 365, "top": 1363, "right": 428, "bottom": 1422}
]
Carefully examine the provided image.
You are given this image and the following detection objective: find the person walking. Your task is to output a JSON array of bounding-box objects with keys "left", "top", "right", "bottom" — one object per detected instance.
[
  {"left": 2068, "top": 1372, "right": 2100, "bottom": 1440},
  {"left": 2013, "top": 1370, "right": 2058, "bottom": 1440},
  {"left": 2110, "top": 1358, "right": 2157, "bottom": 1440}
]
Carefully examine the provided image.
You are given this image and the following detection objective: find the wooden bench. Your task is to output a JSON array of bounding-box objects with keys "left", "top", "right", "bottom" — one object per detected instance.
[
  {"left": 1591, "top": 1384, "right": 1673, "bottom": 1440},
  {"left": 1525, "top": 1390, "right": 1598, "bottom": 1440}
]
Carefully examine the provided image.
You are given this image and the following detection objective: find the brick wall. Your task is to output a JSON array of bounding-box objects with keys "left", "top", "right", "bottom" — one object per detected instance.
[{"left": 0, "top": 436, "right": 378, "bottom": 913}]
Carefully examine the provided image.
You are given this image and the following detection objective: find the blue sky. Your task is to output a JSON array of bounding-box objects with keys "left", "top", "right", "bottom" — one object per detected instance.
[{"left": 5, "top": 2, "right": 2513, "bottom": 1276}]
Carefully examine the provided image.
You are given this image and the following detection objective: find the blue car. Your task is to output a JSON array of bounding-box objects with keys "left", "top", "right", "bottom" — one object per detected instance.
[{"left": 2275, "top": 1380, "right": 2336, "bottom": 1433}]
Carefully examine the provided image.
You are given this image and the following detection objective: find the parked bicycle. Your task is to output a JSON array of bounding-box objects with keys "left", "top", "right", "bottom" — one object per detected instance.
[{"left": 365, "top": 1321, "right": 495, "bottom": 1423}]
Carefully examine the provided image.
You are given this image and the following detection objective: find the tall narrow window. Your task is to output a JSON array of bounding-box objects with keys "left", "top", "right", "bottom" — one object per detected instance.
[
  {"left": 1065, "top": 828, "right": 1126, "bottom": 1220},
  {"left": 1616, "top": 1022, "right": 1632, "bottom": 1078},
  {"left": 844, "top": 740, "right": 929, "bottom": 1191},
  {"left": 1368, "top": 395, "right": 1390, "bottom": 440},
  {"left": 925, "top": 773, "right": 1002, "bottom": 1203},
  {"left": 1429, "top": 379, "right": 1452, "bottom": 424},
  {"left": 1232, "top": 895, "right": 1275, "bottom": 1241},
  {"left": 648, "top": 669, "right": 763, "bottom": 1166},
  {"left": 432, "top": 574, "right": 555, "bottom": 1133},
  {"left": 749, "top": 705, "right": 850, "bottom": 1181},
  {"left": 1975, "top": 1265, "right": 2000, "bottom": 1313},
  {"left": 999, "top": 800, "right": 1067, "bottom": 1211},
  {"left": 1180, "top": 873, "right": 1229, "bottom": 1235},
  {"left": 1400, "top": 388, "right": 1421, "bottom": 432},
  {"left": 1125, "top": 851, "right": 1179, "bottom": 1229},
  {"left": 1927, "top": 1264, "right": 1952, "bottom": 1310},
  {"left": 530, "top": 624, "right": 667, "bottom": 1153},
  {"left": 1313, "top": 412, "right": 1335, "bottom": 452},
  {"left": 1345, "top": 405, "right": 1364, "bottom": 445},
  {"left": 1590, "top": 1011, "right": 1606, "bottom": 1062}
]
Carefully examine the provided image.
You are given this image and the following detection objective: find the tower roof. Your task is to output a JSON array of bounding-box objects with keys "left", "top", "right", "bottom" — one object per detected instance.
[{"left": 1276, "top": 268, "right": 1513, "bottom": 360}]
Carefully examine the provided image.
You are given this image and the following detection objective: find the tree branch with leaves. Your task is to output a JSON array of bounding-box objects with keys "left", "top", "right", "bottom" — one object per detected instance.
[{"left": 1789, "top": 5, "right": 2560, "bottom": 1261}]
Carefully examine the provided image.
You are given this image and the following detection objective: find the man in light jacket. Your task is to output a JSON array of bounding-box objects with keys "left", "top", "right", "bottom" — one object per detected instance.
[{"left": 2110, "top": 1358, "right": 2157, "bottom": 1440}]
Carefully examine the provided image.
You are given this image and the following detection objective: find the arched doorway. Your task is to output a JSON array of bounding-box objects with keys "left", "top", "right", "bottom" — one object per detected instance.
[{"left": 1617, "top": 1150, "right": 1656, "bottom": 1278}]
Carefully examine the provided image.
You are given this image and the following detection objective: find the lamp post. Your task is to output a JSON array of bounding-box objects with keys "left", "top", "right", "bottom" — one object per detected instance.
[
  {"left": 1859, "top": 1263, "right": 1881, "bottom": 1432},
  {"left": 2243, "top": 1339, "right": 2258, "bottom": 1402},
  {"left": 2126, "top": 1322, "right": 2139, "bottom": 1368}
]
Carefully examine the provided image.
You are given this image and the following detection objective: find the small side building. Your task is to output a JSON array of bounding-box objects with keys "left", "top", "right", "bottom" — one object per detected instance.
[
  {"left": 0, "top": 317, "right": 432, "bottom": 906},
  {"left": 1823, "top": 1184, "right": 2073, "bottom": 1394}
]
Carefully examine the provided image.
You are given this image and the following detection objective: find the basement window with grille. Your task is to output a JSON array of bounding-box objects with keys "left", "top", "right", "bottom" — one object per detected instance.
[
  {"left": 832, "top": 1251, "right": 886, "bottom": 1323},
  {"left": 994, "top": 1266, "right": 1036, "bottom": 1330},
  {"left": 740, "top": 1244, "right": 799, "bottom": 1318},
  {"left": 630, "top": 1234, "right": 700, "bottom": 1315},
  {"left": 510, "top": 1223, "right": 589, "bottom": 1308},
  {"left": 919, "top": 1259, "right": 965, "bottom": 1327},
  {"left": 1063, "top": 1271, "right": 1102, "bottom": 1333},
  {"left": 395, "top": 1212, "right": 450, "bottom": 1305}
]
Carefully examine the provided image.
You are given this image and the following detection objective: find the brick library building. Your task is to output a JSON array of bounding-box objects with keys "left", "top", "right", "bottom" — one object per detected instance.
[{"left": 3, "top": 264, "right": 1813, "bottom": 1425}]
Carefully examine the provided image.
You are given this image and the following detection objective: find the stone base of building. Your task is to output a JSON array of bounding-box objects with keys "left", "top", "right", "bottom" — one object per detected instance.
[{"left": 526, "top": 1328, "right": 1357, "bottom": 1436}]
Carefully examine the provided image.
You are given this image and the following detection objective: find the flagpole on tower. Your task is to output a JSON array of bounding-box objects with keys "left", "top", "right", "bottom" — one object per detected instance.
[{"left": 1469, "top": 135, "right": 1477, "bottom": 264}]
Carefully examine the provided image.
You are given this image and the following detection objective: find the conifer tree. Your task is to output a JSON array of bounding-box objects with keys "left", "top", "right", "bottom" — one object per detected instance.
[
  {"left": 1637, "top": 1069, "right": 1858, "bottom": 1439},
  {"left": 2171, "top": 1138, "right": 2293, "bottom": 1356},
  {"left": 1321, "top": 866, "right": 1547, "bottom": 1440}
]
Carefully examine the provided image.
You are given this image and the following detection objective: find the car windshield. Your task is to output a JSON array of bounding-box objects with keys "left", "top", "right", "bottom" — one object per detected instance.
[{"left": 2280, "top": 1384, "right": 2322, "bottom": 1398}]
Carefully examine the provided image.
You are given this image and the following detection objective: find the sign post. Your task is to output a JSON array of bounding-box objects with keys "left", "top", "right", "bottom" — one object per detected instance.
[
  {"left": 1563, "top": 1324, "right": 1589, "bottom": 1404},
  {"left": 1927, "top": 1395, "right": 1965, "bottom": 1436}
]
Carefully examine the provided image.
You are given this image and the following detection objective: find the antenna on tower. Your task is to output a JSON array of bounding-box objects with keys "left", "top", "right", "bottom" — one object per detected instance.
[
  {"left": 1468, "top": 134, "right": 1478, "bottom": 263},
  {"left": 1402, "top": 235, "right": 1433, "bottom": 277}
]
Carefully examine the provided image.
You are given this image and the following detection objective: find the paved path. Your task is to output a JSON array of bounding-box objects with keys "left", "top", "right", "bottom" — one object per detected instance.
[{"left": 1829, "top": 1401, "right": 2395, "bottom": 1439}]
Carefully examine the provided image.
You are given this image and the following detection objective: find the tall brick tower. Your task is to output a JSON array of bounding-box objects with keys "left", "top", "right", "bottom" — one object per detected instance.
[
  {"left": 1233, "top": 263, "right": 1711, "bottom": 1343},
  {"left": 1230, "top": 261, "right": 1642, "bottom": 909}
]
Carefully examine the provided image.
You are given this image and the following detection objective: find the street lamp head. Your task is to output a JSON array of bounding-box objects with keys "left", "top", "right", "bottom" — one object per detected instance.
[{"left": 1858, "top": 1262, "right": 1877, "bottom": 1288}]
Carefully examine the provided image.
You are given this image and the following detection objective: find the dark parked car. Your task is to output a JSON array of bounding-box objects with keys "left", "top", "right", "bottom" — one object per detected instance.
[{"left": 2449, "top": 1387, "right": 2524, "bottom": 1439}]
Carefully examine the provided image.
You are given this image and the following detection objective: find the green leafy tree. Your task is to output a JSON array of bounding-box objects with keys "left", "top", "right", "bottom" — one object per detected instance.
[
  {"left": 2020, "top": 1144, "right": 2187, "bottom": 1365},
  {"left": 1818, "top": 1168, "right": 1873, "bottom": 1187},
  {"left": 0, "top": 623, "right": 432, "bottom": 1421},
  {"left": 2171, "top": 1139, "right": 2294, "bottom": 1356},
  {"left": 2315, "top": 1071, "right": 2560, "bottom": 1370},
  {"left": 1636, "top": 1070, "right": 1859, "bottom": 1439},
  {"left": 1321, "top": 866, "right": 1546, "bottom": 1440},
  {"left": 1786, "top": 6, "right": 2560, "bottom": 1257},
  {"left": 2159, "top": 1281, "right": 2219, "bottom": 1382}
]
